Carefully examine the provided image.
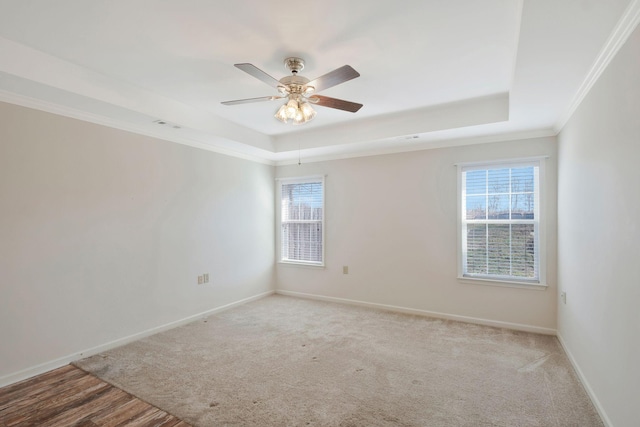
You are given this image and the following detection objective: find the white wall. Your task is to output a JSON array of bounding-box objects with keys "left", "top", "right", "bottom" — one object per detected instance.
[
  {"left": 557, "top": 24, "right": 640, "bottom": 427},
  {"left": 276, "top": 137, "right": 557, "bottom": 332},
  {"left": 0, "top": 102, "right": 275, "bottom": 384}
]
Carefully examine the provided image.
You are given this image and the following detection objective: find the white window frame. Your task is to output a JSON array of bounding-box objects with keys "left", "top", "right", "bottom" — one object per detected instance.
[
  {"left": 277, "top": 175, "right": 325, "bottom": 267},
  {"left": 457, "top": 157, "right": 547, "bottom": 288}
]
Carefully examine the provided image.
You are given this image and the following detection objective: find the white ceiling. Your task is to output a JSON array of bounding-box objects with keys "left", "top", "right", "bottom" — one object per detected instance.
[{"left": 0, "top": 0, "right": 637, "bottom": 164}]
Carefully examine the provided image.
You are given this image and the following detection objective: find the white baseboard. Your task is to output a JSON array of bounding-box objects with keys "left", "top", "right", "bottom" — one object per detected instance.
[
  {"left": 556, "top": 333, "right": 612, "bottom": 427},
  {"left": 0, "top": 290, "right": 274, "bottom": 388},
  {"left": 275, "top": 290, "right": 557, "bottom": 335}
]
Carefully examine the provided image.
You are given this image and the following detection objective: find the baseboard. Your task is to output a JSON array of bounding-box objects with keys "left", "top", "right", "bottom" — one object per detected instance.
[
  {"left": 556, "top": 333, "right": 612, "bottom": 427},
  {"left": 275, "top": 290, "right": 557, "bottom": 335},
  {"left": 0, "top": 290, "right": 275, "bottom": 388}
]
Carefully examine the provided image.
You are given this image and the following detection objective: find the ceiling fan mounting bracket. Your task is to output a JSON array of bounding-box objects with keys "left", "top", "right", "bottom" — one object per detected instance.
[{"left": 284, "top": 57, "right": 305, "bottom": 74}]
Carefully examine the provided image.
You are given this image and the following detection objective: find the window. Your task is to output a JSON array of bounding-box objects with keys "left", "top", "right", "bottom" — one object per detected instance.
[
  {"left": 279, "top": 176, "right": 324, "bottom": 266},
  {"left": 459, "top": 159, "right": 543, "bottom": 285}
]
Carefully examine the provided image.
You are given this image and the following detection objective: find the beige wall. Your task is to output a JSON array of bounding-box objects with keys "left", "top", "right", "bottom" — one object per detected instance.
[
  {"left": 0, "top": 102, "right": 275, "bottom": 384},
  {"left": 557, "top": 25, "right": 640, "bottom": 427},
  {"left": 276, "top": 137, "right": 558, "bottom": 332}
]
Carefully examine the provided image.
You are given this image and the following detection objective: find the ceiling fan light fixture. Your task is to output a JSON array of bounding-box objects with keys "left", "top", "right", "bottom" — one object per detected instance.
[
  {"left": 300, "top": 101, "right": 316, "bottom": 121},
  {"left": 293, "top": 110, "right": 306, "bottom": 125},
  {"left": 275, "top": 98, "right": 315, "bottom": 124},
  {"left": 275, "top": 104, "right": 288, "bottom": 123},
  {"left": 285, "top": 98, "right": 299, "bottom": 119}
]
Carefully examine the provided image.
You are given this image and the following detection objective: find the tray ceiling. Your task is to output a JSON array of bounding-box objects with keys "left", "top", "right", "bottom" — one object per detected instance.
[{"left": 0, "top": 0, "right": 636, "bottom": 163}]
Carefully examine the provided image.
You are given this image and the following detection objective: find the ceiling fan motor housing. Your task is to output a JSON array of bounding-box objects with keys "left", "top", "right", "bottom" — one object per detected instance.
[
  {"left": 280, "top": 75, "right": 311, "bottom": 95},
  {"left": 284, "top": 57, "right": 305, "bottom": 74},
  {"left": 281, "top": 58, "right": 312, "bottom": 95}
]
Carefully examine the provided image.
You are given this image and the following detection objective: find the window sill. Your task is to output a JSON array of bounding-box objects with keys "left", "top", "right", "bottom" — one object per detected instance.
[
  {"left": 457, "top": 276, "right": 548, "bottom": 290},
  {"left": 278, "top": 261, "right": 326, "bottom": 269}
]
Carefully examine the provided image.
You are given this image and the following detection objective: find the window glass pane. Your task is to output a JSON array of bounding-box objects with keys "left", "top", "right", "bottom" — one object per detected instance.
[
  {"left": 488, "top": 168, "right": 510, "bottom": 194},
  {"left": 281, "top": 223, "right": 323, "bottom": 263},
  {"left": 487, "top": 224, "right": 511, "bottom": 275},
  {"left": 511, "top": 193, "right": 535, "bottom": 219},
  {"left": 466, "top": 224, "right": 487, "bottom": 274},
  {"left": 487, "top": 195, "right": 509, "bottom": 219},
  {"left": 465, "top": 195, "right": 486, "bottom": 220},
  {"left": 511, "top": 224, "right": 535, "bottom": 278},
  {"left": 511, "top": 167, "right": 534, "bottom": 192},
  {"left": 281, "top": 182, "right": 323, "bottom": 221},
  {"left": 465, "top": 170, "right": 486, "bottom": 195}
]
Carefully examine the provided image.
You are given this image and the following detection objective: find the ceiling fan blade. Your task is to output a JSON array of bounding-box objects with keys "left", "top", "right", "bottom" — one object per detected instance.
[
  {"left": 221, "top": 95, "right": 283, "bottom": 106},
  {"left": 234, "top": 63, "right": 282, "bottom": 88},
  {"left": 307, "top": 65, "right": 360, "bottom": 93},
  {"left": 309, "top": 95, "right": 363, "bottom": 113}
]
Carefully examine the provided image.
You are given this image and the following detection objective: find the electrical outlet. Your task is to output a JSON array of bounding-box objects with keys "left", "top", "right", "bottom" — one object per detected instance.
[
  {"left": 198, "top": 275, "right": 203, "bottom": 285},
  {"left": 203, "top": 273, "right": 209, "bottom": 283},
  {"left": 561, "top": 291, "right": 566, "bottom": 304},
  {"left": 343, "top": 266, "right": 349, "bottom": 275}
]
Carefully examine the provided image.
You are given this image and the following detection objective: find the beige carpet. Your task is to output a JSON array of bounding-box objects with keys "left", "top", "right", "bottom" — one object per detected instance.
[{"left": 75, "top": 295, "right": 602, "bottom": 426}]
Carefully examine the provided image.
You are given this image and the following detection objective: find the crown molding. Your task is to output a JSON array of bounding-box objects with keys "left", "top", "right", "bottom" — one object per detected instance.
[
  {"left": 0, "top": 90, "right": 276, "bottom": 166},
  {"left": 555, "top": 0, "right": 640, "bottom": 132}
]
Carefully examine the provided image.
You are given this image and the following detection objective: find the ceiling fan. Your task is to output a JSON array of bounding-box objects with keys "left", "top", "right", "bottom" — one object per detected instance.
[{"left": 221, "top": 57, "right": 363, "bottom": 125}]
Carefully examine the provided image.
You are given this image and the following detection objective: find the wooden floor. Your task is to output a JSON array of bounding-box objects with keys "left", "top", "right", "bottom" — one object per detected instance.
[{"left": 0, "top": 365, "right": 190, "bottom": 427}]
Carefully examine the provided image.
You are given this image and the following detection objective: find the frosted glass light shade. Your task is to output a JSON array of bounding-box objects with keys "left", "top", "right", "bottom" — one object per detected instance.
[
  {"left": 285, "top": 99, "right": 298, "bottom": 119},
  {"left": 293, "top": 109, "right": 305, "bottom": 125},
  {"left": 300, "top": 102, "right": 316, "bottom": 121},
  {"left": 275, "top": 105, "right": 288, "bottom": 123}
]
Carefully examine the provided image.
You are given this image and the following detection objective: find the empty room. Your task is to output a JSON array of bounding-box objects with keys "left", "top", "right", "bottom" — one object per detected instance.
[{"left": 0, "top": 1, "right": 638, "bottom": 426}]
